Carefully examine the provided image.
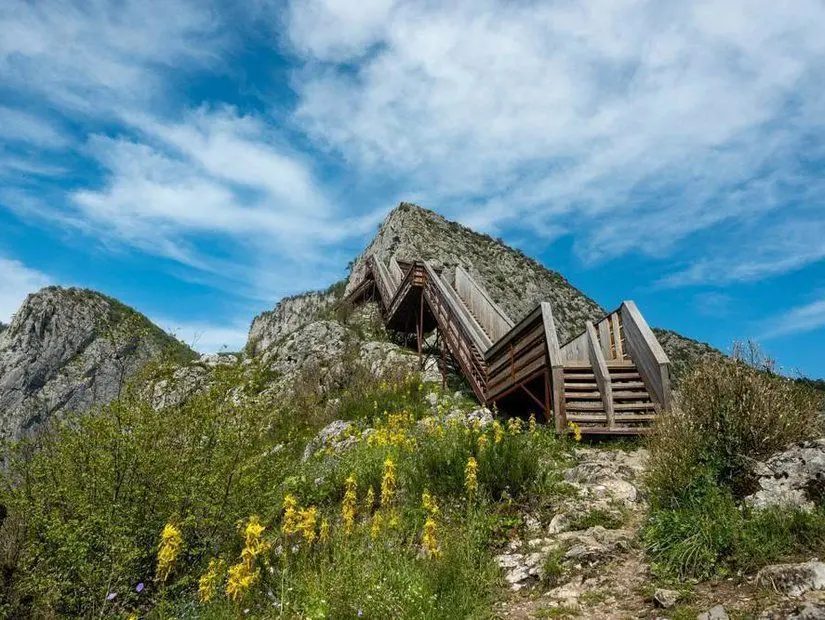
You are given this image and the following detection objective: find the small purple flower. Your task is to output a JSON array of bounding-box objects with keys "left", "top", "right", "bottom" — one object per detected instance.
[
  {"left": 135, "top": 582, "right": 145, "bottom": 593},
  {"left": 357, "top": 610, "right": 363, "bottom": 617},
  {"left": 106, "top": 592, "right": 117, "bottom": 601}
]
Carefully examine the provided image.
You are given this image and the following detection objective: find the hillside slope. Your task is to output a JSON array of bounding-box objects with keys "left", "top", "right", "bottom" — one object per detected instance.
[{"left": 0, "top": 286, "right": 194, "bottom": 441}]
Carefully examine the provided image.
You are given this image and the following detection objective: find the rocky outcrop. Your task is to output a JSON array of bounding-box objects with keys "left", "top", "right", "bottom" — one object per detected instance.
[
  {"left": 495, "top": 447, "right": 648, "bottom": 592},
  {"left": 0, "top": 287, "right": 194, "bottom": 441},
  {"left": 745, "top": 439, "right": 825, "bottom": 512},
  {"left": 757, "top": 561, "right": 825, "bottom": 597},
  {"left": 344, "top": 203, "right": 717, "bottom": 373},
  {"left": 345, "top": 203, "right": 603, "bottom": 343},
  {"left": 246, "top": 283, "right": 344, "bottom": 357}
]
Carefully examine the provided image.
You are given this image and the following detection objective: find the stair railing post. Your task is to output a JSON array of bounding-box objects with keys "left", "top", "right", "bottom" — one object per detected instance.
[
  {"left": 586, "top": 321, "right": 615, "bottom": 430},
  {"left": 540, "top": 302, "right": 566, "bottom": 433}
]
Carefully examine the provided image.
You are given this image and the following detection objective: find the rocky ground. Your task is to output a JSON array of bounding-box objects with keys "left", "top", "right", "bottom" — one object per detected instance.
[{"left": 492, "top": 444, "right": 825, "bottom": 619}]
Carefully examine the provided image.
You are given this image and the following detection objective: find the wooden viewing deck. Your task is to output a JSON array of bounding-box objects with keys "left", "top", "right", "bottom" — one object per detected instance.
[{"left": 345, "top": 255, "right": 672, "bottom": 435}]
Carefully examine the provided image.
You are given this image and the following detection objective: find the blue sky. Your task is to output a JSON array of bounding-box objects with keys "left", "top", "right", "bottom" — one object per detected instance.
[{"left": 1, "top": 0, "right": 824, "bottom": 377}]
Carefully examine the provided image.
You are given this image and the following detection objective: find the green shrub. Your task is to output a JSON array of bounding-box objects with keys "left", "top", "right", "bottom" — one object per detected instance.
[
  {"left": 648, "top": 343, "right": 820, "bottom": 508},
  {"left": 643, "top": 482, "right": 740, "bottom": 580},
  {"left": 644, "top": 343, "right": 824, "bottom": 581}
]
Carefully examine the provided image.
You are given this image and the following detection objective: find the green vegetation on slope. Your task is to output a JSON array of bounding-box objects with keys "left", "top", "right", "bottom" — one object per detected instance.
[
  {"left": 0, "top": 356, "right": 571, "bottom": 618},
  {"left": 643, "top": 343, "right": 825, "bottom": 581}
]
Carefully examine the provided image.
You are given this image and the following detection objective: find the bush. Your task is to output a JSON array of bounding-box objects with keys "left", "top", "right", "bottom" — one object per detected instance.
[
  {"left": 648, "top": 343, "right": 820, "bottom": 508},
  {"left": 644, "top": 343, "right": 824, "bottom": 581}
]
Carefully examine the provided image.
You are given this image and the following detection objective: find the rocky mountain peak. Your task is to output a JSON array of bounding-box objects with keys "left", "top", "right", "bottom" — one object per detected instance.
[
  {"left": 345, "top": 201, "right": 604, "bottom": 342},
  {"left": 0, "top": 286, "right": 194, "bottom": 441}
]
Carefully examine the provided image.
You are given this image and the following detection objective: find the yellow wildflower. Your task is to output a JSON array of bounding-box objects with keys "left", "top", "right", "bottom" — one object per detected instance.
[
  {"left": 422, "top": 517, "right": 440, "bottom": 558},
  {"left": 529, "top": 411, "right": 537, "bottom": 433},
  {"left": 241, "top": 516, "right": 271, "bottom": 569},
  {"left": 388, "top": 509, "right": 400, "bottom": 529},
  {"left": 298, "top": 507, "right": 318, "bottom": 545},
  {"left": 365, "top": 486, "right": 375, "bottom": 511},
  {"left": 567, "top": 420, "right": 582, "bottom": 442},
  {"left": 282, "top": 494, "right": 299, "bottom": 535},
  {"left": 156, "top": 522, "right": 183, "bottom": 582},
  {"left": 198, "top": 558, "right": 224, "bottom": 603},
  {"left": 370, "top": 510, "right": 383, "bottom": 540},
  {"left": 319, "top": 518, "right": 330, "bottom": 543},
  {"left": 465, "top": 457, "right": 479, "bottom": 497},
  {"left": 381, "top": 458, "right": 397, "bottom": 506},
  {"left": 342, "top": 475, "right": 357, "bottom": 534},
  {"left": 478, "top": 433, "right": 489, "bottom": 451},
  {"left": 507, "top": 417, "right": 523, "bottom": 436},
  {"left": 492, "top": 420, "right": 504, "bottom": 444},
  {"left": 422, "top": 490, "right": 439, "bottom": 515},
  {"left": 225, "top": 560, "right": 257, "bottom": 601}
]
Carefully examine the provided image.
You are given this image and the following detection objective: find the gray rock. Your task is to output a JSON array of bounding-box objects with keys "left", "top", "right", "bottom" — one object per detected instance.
[
  {"left": 788, "top": 602, "right": 825, "bottom": 619},
  {"left": 302, "top": 420, "right": 361, "bottom": 462},
  {"left": 246, "top": 287, "right": 341, "bottom": 357},
  {"left": 697, "top": 605, "right": 729, "bottom": 620},
  {"left": 199, "top": 353, "right": 238, "bottom": 367},
  {"left": 745, "top": 440, "right": 825, "bottom": 512},
  {"left": 653, "top": 588, "right": 680, "bottom": 609},
  {"left": 757, "top": 561, "right": 825, "bottom": 597},
  {"left": 0, "top": 287, "right": 192, "bottom": 440},
  {"left": 548, "top": 513, "right": 570, "bottom": 534}
]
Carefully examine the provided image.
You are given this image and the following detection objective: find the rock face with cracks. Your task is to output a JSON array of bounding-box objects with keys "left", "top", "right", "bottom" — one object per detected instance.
[
  {"left": 746, "top": 439, "right": 825, "bottom": 512},
  {"left": 0, "top": 286, "right": 193, "bottom": 440}
]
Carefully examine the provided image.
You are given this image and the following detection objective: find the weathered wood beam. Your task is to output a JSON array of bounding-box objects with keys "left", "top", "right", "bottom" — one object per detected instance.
[{"left": 586, "top": 321, "right": 615, "bottom": 430}]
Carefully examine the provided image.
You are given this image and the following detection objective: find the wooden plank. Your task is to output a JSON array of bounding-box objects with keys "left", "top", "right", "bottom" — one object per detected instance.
[
  {"left": 486, "top": 323, "right": 544, "bottom": 376},
  {"left": 455, "top": 266, "right": 514, "bottom": 342},
  {"left": 620, "top": 301, "right": 672, "bottom": 410},
  {"left": 389, "top": 256, "right": 404, "bottom": 288},
  {"left": 539, "top": 302, "right": 566, "bottom": 433},
  {"left": 611, "top": 313, "right": 624, "bottom": 360},
  {"left": 586, "top": 321, "right": 615, "bottom": 429},
  {"left": 598, "top": 319, "right": 612, "bottom": 359},
  {"left": 485, "top": 305, "right": 543, "bottom": 361}
]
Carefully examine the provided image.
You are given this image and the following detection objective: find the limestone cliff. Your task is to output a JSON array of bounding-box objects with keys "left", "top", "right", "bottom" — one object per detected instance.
[{"left": 0, "top": 287, "right": 194, "bottom": 440}]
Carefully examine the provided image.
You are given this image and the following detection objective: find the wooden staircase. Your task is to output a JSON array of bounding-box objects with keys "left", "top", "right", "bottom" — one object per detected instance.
[
  {"left": 563, "top": 360, "right": 657, "bottom": 434},
  {"left": 344, "top": 253, "right": 672, "bottom": 435}
]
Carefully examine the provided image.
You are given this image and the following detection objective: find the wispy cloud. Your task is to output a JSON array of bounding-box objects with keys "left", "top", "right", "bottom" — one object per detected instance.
[
  {"left": 763, "top": 297, "right": 825, "bottom": 339},
  {"left": 287, "top": 0, "right": 825, "bottom": 280},
  {"left": 0, "top": 257, "right": 51, "bottom": 323},
  {"left": 154, "top": 316, "right": 250, "bottom": 353}
]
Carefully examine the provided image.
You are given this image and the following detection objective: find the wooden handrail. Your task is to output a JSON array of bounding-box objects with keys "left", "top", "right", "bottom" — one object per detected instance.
[
  {"left": 586, "top": 321, "right": 615, "bottom": 429},
  {"left": 455, "top": 266, "right": 514, "bottom": 342},
  {"left": 389, "top": 256, "right": 404, "bottom": 289},
  {"left": 541, "top": 302, "right": 566, "bottom": 432},
  {"left": 620, "top": 301, "right": 671, "bottom": 409}
]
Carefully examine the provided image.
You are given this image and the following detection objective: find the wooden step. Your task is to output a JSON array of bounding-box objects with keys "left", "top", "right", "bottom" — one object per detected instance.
[
  {"left": 563, "top": 373, "right": 595, "bottom": 381},
  {"left": 578, "top": 426, "right": 653, "bottom": 436},
  {"left": 563, "top": 361, "right": 592, "bottom": 369},
  {"left": 565, "top": 402, "right": 605, "bottom": 412},
  {"left": 609, "top": 381, "right": 645, "bottom": 389},
  {"left": 565, "top": 391, "right": 602, "bottom": 399},
  {"left": 564, "top": 381, "right": 597, "bottom": 389},
  {"left": 609, "top": 372, "right": 640, "bottom": 380},
  {"left": 614, "top": 402, "right": 656, "bottom": 411},
  {"left": 606, "top": 360, "right": 636, "bottom": 369},
  {"left": 567, "top": 414, "right": 657, "bottom": 424},
  {"left": 612, "top": 390, "right": 652, "bottom": 399}
]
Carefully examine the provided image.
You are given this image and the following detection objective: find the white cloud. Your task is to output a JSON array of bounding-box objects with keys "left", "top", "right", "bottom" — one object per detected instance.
[
  {"left": 153, "top": 317, "right": 250, "bottom": 354},
  {"left": 763, "top": 297, "right": 825, "bottom": 340},
  {"left": 0, "top": 257, "right": 51, "bottom": 323},
  {"left": 288, "top": 0, "right": 825, "bottom": 279},
  {"left": 0, "top": 0, "right": 224, "bottom": 115}
]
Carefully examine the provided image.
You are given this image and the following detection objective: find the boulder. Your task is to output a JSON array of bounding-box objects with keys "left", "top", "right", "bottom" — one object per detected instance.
[
  {"left": 745, "top": 440, "right": 825, "bottom": 512},
  {"left": 302, "top": 420, "right": 361, "bottom": 462},
  {"left": 757, "top": 561, "right": 825, "bottom": 597},
  {"left": 653, "top": 588, "right": 680, "bottom": 609},
  {"left": 697, "top": 605, "right": 729, "bottom": 620}
]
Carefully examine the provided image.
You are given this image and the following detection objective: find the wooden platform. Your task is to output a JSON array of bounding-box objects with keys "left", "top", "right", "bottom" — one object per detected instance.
[{"left": 344, "top": 254, "right": 672, "bottom": 435}]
